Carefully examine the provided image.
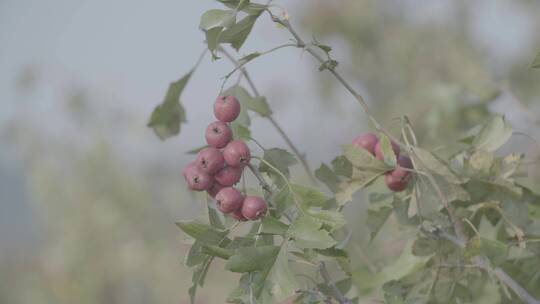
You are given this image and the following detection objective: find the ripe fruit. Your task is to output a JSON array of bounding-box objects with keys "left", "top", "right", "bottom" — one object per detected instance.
[
  {"left": 214, "top": 95, "right": 241, "bottom": 122},
  {"left": 214, "top": 166, "right": 243, "bottom": 186},
  {"left": 385, "top": 173, "right": 409, "bottom": 192},
  {"left": 230, "top": 209, "right": 248, "bottom": 221},
  {"left": 215, "top": 187, "right": 244, "bottom": 213},
  {"left": 182, "top": 162, "right": 213, "bottom": 191},
  {"left": 205, "top": 121, "right": 233, "bottom": 149},
  {"left": 207, "top": 182, "right": 225, "bottom": 198},
  {"left": 241, "top": 196, "right": 267, "bottom": 220},
  {"left": 196, "top": 147, "right": 225, "bottom": 175},
  {"left": 352, "top": 133, "right": 379, "bottom": 155},
  {"left": 391, "top": 155, "right": 413, "bottom": 182},
  {"left": 223, "top": 140, "right": 251, "bottom": 167},
  {"left": 374, "top": 140, "right": 401, "bottom": 161}
]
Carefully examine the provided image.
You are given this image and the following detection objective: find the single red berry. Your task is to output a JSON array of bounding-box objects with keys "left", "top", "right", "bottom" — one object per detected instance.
[
  {"left": 182, "top": 162, "right": 213, "bottom": 191},
  {"left": 223, "top": 140, "right": 251, "bottom": 167},
  {"left": 214, "top": 166, "right": 242, "bottom": 186},
  {"left": 374, "top": 140, "right": 401, "bottom": 161},
  {"left": 205, "top": 121, "right": 232, "bottom": 149},
  {"left": 390, "top": 155, "right": 413, "bottom": 182},
  {"left": 230, "top": 209, "right": 248, "bottom": 221},
  {"left": 196, "top": 147, "right": 225, "bottom": 175},
  {"left": 214, "top": 95, "right": 241, "bottom": 122},
  {"left": 207, "top": 182, "right": 225, "bottom": 198},
  {"left": 385, "top": 172, "right": 409, "bottom": 192},
  {"left": 352, "top": 132, "right": 379, "bottom": 156},
  {"left": 215, "top": 187, "right": 244, "bottom": 214},
  {"left": 241, "top": 196, "right": 267, "bottom": 220}
]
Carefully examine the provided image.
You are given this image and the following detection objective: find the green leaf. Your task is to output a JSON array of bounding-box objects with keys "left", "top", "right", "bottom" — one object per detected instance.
[
  {"left": 472, "top": 115, "right": 512, "bottom": 152},
  {"left": 230, "top": 121, "right": 251, "bottom": 140},
  {"left": 238, "top": 52, "right": 260, "bottom": 65},
  {"left": 148, "top": 71, "right": 192, "bottom": 140},
  {"left": 466, "top": 237, "right": 508, "bottom": 266},
  {"left": 288, "top": 216, "right": 337, "bottom": 249},
  {"left": 315, "top": 163, "right": 340, "bottom": 192},
  {"left": 302, "top": 208, "right": 346, "bottom": 231},
  {"left": 290, "top": 184, "right": 328, "bottom": 207},
  {"left": 332, "top": 155, "right": 353, "bottom": 177},
  {"left": 378, "top": 134, "right": 397, "bottom": 167},
  {"left": 366, "top": 206, "right": 392, "bottom": 241},
  {"left": 199, "top": 9, "right": 235, "bottom": 30},
  {"left": 225, "top": 245, "right": 280, "bottom": 273},
  {"left": 467, "top": 149, "right": 494, "bottom": 177},
  {"left": 335, "top": 168, "right": 383, "bottom": 206},
  {"left": 262, "top": 243, "right": 299, "bottom": 302},
  {"left": 175, "top": 221, "right": 228, "bottom": 245},
  {"left": 260, "top": 216, "right": 289, "bottom": 235},
  {"left": 259, "top": 148, "right": 298, "bottom": 180},
  {"left": 411, "top": 237, "right": 439, "bottom": 257},
  {"left": 246, "top": 96, "right": 272, "bottom": 117},
  {"left": 531, "top": 51, "right": 540, "bottom": 69},
  {"left": 201, "top": 244, "right": 234, "bottom": 259},
  {"left": 205, "top": 27, "right": 223, "bottom": 58},
  {"left": 220, "top": 14, "right": 260, "bottom": 51},
  {"left": 412, "top": 147, "right": 463, "bottom": 184},
  {"left": 217, "top": 0, "right": 266, "bottom": 15},
  {"left": 342, "top": 144, "right": 389, "bottom": 172},
  {"left": 273, "top": 186, "right": 294, "bottom": 217},
  {"left": 184, "top": 241, "right": 206, "bottom": 267},
  {"left": 208, "top": 206, "right": 225, "bottom": 229}
]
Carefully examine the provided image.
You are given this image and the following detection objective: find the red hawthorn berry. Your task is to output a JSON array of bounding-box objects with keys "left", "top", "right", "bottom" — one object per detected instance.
[
  {"left": 223, "top": 140, "right": 251, "bottom": 167},
  {"left": 214, "top": 166, "right": 242, "bottom": 186},
  {"left": 230, "top": 209, "right": 248, "bottom": 221},
  {"left": 215, "top": 187, "right": 244, "bottom": 214},
  {"left": 241, "top": 196, "right": 267, "bottom": 220},
  {"left": 182, "top": 162, "right": 213, "bottom": 191},
  {"left": 352, "top": 132, "right": 379, "bottom": 156},
  {"left": 214, "top": 95, "right": 241, "bottom": 123},
  {"left": 207, "top": 182, "right": 225, "bottom": 198},
  {"left": 391, "top": 155, "right": 413, "bottom": 182},
  {"left": 205, "top": 121, "right": 232, "bottom": 149},
  {"left": 196, "top": 147, "right": 225, "bottom": 175},
  {"left": 385, "top": 172, "right": 409, "bottom": 192}
]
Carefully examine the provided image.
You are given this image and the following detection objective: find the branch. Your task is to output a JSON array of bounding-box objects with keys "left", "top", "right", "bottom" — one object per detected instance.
[
  {"left": 247, "top": 163, "right": 272, "bottom": 194},
  {"left": 427, "top": 227, "right": 540, "bottom": 304},
  {"left": 319, "top": 262, "right": 353, "bottom": 304},
  {"left": 217, "top": 46, "right": 319, "bottom": 186},
  {"left": 267, "top": 10, "right": 540, "bottom": 304}
]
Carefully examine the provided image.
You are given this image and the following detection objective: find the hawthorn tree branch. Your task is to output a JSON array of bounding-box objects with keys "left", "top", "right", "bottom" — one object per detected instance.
[
  {"left": 217, "top": 46, "right": 319, "bottom": 186},
  {"left": 319, "top": 262, "right": 353, "bottom": 304},
  {"left": 269, "top": 11, "right": 540, "bottom": 304},
  {"left": 427, "top": 227, "right": 540, "bottom": 304}
]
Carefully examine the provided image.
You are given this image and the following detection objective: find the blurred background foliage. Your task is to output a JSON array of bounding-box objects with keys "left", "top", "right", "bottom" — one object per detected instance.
[{"left": 1, "top": 0, "right": 539, "bottom": 303}]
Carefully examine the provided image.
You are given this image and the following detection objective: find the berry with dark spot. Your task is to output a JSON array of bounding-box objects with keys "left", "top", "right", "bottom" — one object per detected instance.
[
  {"left": 223, "top": 140, "right": 251, "bottom": 167},
  {"left": 196, "top": 147, "right": 225, "bottom": 175},
  {"left": 205, "top": 121, "right": 233, "bottom": 149},
  {"left": 241, "top": 196, "right": 267, "bottom": 220}
]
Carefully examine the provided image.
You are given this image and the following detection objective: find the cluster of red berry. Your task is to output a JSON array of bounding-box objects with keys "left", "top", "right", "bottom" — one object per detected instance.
[
  {"left": 352, "top": 133, "right": 413, "bottom": 192},
  {"left": 182, "top": 96, "right": 268, "bottom": 221}
]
